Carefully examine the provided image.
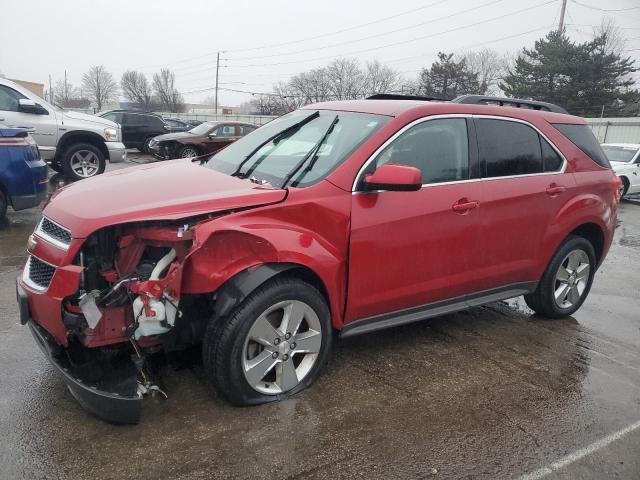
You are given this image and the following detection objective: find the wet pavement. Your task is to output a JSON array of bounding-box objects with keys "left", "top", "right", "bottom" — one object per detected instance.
[{"left": 1, "top": 158, "right": 639, "bottom": 479}]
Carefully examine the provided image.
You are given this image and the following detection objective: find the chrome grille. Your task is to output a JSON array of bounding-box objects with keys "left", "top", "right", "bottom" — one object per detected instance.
[
  {"left": 36, "top": 217, "right": 71, "bottom": 248},
  {"left": 25, "top": 256, "right": 56, "bottom": 290}
]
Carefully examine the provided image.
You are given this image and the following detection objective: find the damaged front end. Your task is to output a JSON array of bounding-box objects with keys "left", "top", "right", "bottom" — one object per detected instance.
[{"left": 20, "top": 219, "right": 205, "bottom": 424}]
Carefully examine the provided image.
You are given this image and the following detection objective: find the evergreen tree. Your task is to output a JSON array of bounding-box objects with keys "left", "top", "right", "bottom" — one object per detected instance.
[
  {"left": 418, "top": 52, "right": 482, "bottom": 99},
  {"left": 501, "top": 31, "right": 638, "bottom": 116}
]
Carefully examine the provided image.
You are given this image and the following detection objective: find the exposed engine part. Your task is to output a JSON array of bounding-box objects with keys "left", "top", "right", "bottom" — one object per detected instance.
[
  {"left": 133, "top": 249, "right": 180, "bottom": 340},
  {"left": 130, "top": 337, "right": 168, "bottom": 399}
]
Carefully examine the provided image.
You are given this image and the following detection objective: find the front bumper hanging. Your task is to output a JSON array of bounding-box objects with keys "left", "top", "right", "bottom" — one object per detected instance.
[{"left": 18, "top": 281, "right": 142, "bottom": 424}]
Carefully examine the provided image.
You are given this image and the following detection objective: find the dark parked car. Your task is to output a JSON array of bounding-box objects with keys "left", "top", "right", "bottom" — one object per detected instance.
[
  {"left": 148, "top": 121, "right": 258, "bottom": 159},
  {"left": 185, "top": 119, "right": 203, "bottom": 127},
  {"left": 0, "top": 127, "right": 48, "bottom": 219},
  {"left": 163, "top": 118, "right": 191, "bottom": 133},
  {"left": 99, "top": 111, "right": 170, "bottom": 153}
]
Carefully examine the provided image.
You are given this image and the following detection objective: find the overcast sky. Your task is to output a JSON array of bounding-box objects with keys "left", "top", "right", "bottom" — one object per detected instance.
[{"left": 1, "top": 0, "right": 639, "bottom": 107}]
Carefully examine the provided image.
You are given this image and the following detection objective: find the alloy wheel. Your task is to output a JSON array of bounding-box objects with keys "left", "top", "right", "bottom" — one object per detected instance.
[
  {"left": 180, "top": 147, "right": 198, "bottom": 158},
  {"left": 242, "top": 300, "right": 322, "bottom": 395},
  {"left": 554, "top": 249, "right": 590, "bottom": 309},
  {"left": 69, "top": 150, "right": 100, "bottom": 178}
]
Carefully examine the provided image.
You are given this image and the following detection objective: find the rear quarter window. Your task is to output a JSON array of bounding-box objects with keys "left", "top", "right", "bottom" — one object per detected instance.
[{"left": 552, "top": 123, "right": 610, "bottom": 168}]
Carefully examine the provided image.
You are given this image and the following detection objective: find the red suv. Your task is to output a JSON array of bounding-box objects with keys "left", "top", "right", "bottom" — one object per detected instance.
[{"left": 17, "top": 95, "right": 620, "bottom": 423}]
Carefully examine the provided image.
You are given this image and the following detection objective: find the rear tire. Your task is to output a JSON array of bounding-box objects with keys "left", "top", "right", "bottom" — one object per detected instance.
[
  {"left": 524, "top": 235, "right": 596, "bottom": 318},
  {"left": 61, "top": 143, "right": 105, "bottom": 181},
  {"left": 142, "top": 137, "right": 154, "bottom": 154},
  {"left": 49, "top": 162, "right": 63, "bottom": 173},
  {"left": 203, "top": 276, "right": 332, "bottom": 405},
  {"left": 0, "top": 190, "right": 7, "bottom": 219}
]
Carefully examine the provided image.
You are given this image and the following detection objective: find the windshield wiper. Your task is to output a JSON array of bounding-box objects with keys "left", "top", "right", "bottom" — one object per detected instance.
[
  {"left": 230, "top": 110, "right": 320, "bottom": 178},
  {"left": 280, "top": 115, "right": 339, "bottom": 189}
]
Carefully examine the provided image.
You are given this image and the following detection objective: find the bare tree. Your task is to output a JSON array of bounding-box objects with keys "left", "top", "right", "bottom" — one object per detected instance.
[
  {"left": 153, "top": 69, "right": 185, "bottom": 112},
  {"left": 363, "top": 60, "right": 400, "bottom": 95},
  {"left": 53, "top": 77, "right": 78, "bottom": 108},
  {"left": 463, "top": 48, "right": 508, "bottom": 95},
  {"left": 121, "top": 70, "right": 154, "bottom": 109},
  {"left": 326, "top": 58, "right": 365, "bottom": 100},
  {"left": 289, "top": 67, "right": 332, "bottom": 103},
  {"left": 594, "top": 18, "right": 627, "bottom": 56},
  {"left": 81, "top": 65, "right": 118, "bottom": 111}
]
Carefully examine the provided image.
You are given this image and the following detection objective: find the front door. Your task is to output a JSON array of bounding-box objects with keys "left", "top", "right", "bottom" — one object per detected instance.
[
  {"left": 346, "top": 117, "right": 485, "bottom": 323},
  {"left": 0, "top": 84, "right": 58, "bottom": 159}
]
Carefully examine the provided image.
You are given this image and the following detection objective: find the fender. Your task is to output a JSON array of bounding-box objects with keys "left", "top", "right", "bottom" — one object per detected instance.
[
  {"left": 182, "top": 222, "right": 347, "bottom": 329},
  {"left": 537, "top": 191, "right": 613, "bottom": 277}
]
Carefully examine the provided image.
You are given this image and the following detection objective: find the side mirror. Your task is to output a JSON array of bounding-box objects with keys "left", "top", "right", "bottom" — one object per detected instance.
[
  {"left": 18, "top": 99, "right": 48, "bottom": 115},
  {"left": 363, "top": 164, "right": 422, "bottom": 192}
]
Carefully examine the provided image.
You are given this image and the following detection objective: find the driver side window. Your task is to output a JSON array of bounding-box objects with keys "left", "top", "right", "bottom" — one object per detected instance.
[
  {"left": 372, "top": 118, "right": 470, "bottom": 184},
  {"left": 0, "top": 85, "right": 26, "bottom": 112}
]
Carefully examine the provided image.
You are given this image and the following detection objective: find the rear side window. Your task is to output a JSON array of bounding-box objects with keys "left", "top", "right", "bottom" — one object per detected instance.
[
  {"left": 553, "top": 123, "right": 610, "bottom": 168},
  {"left": 240, "top": 125, "right": 257, "bottom": 136},
  {"left": 147, "top": 115, "right": 164, "bottom": 127},
  {"left": 477, "top": 119, "right": 543, "bottom": 177}
]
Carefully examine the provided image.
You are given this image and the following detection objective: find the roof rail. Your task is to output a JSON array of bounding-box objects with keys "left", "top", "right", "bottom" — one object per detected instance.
[
  {"left": 451, "top": 95, "right": 568, "bottom": 114},
  {"left": 366, "top": 93, "right": 448, "bottom": 102}
]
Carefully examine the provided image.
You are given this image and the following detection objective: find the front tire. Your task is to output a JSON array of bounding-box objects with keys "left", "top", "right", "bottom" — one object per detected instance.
[
  {"left": 142, "top": 137, "right": 154, "bottom": 154},
  {"left": 524, "top": 235, "right": 596, "bottom": 318},
  {"left": 620, "top": 176, "right": 630, "bottom": 198},
  {"left": 203, "top": 276, "right": 332, "bottom": 405},
  {"left": 61, "top": 143, "right": 105, "bottom": 181},
  {"left": 177, "top": 145, "right": 200, "bottom": 158}
]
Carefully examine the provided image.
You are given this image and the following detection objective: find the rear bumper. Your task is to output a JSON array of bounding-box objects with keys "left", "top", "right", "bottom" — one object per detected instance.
[
  {"left": 106, "top": 141, "right": 127, "bottom": 163},
  {"left": 11, "top": 189, "right": 47, "bottom": 210},
  {"left": 17, "top": 281, "right": 142, "bottom": 424}
]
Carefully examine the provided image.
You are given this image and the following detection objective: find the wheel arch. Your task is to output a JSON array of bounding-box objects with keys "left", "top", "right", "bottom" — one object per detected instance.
[
  {"left": 55, "top": 131, "right": 108, "bottom": 162},
  {"left": 212, "top": 262, "right": 332, "bottom": 323},
  {"left": 569, "top": 222, "right": 605, "bottom": 265}
]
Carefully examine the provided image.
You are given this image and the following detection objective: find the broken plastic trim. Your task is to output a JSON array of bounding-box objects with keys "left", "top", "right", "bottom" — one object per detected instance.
[{"left": 28, "top": 320, "right": 142, "bottom": 424}]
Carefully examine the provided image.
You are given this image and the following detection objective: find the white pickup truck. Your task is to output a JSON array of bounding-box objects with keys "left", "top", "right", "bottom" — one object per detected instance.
[{"left": 0, "top": 77, "right": 126, "bottom": 180}]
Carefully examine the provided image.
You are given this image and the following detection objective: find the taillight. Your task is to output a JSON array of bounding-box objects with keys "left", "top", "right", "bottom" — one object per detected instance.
[
  {"left": 163, "top": 125, "right": 171, "bottom": 132},
  {"left": 612, "top": 175, "right": 622, "bottom": 203}
]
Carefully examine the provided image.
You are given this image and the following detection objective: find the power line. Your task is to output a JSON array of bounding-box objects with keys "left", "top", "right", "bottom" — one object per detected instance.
[
  {"left": 570, "top": 0, "right": 640, "bottom": 13},
  {"left": 133, "top": 0, "right": 449, "bottom": 71},
  {"left": 224, "top": 0, "right": 557, "bottom": 69},
  {"left": 227, "top": 0, "right": 505, "bottom": 61}
]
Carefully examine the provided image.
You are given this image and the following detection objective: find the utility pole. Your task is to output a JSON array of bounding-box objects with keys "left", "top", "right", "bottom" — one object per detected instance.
[
  {"left": 49, "top": 74, "right": 53, "bottom": 104},
  {"left": 558, "top": 0, "right": 567, "bottom": 33},
  {"left": 214, "top": 51, "right": 220, "bottom": 116}
]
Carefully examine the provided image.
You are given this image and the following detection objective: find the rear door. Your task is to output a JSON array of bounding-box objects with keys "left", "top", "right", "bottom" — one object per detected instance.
[
  {"left": 473, "top": 116, "right": 573, "bottom": 288},
  {"left": 121, "top": 113, "right": 140, "bottom": 147},
  {"left": 346, "top": 116, "right": 486, "bottom": 322}
]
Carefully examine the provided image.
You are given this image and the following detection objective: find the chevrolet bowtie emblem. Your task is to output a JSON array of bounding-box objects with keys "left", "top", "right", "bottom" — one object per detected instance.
[{"left": 27, "top": 234, "right": 37, "bottom": 251}]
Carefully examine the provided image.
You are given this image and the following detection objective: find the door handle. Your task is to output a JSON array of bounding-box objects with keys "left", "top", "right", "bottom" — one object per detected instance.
[
  {"left": 546, "top": 184, "right": 567, "bottom": 196},
  {"left": 452, "top": 199, "right": 480, "bottom": 213}
]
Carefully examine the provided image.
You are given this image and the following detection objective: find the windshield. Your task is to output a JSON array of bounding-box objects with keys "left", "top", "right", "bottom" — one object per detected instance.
[
  {"left": 205, "top": 110, "right": 389, "bottom": 187},
  {"left": 189, "top": 122, "right": 217, "bottom": 135},
  {"left": 601, "top": 145, "right": 639, "bottom": 163}
]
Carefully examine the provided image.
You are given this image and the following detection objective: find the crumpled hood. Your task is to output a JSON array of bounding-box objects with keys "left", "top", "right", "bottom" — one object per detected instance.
[
  {"left": 44, "top": 159, "right": 286, "bottom": 238},
  {"left": 154, "top": 132, "right": 194, "bottom": 142}
]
